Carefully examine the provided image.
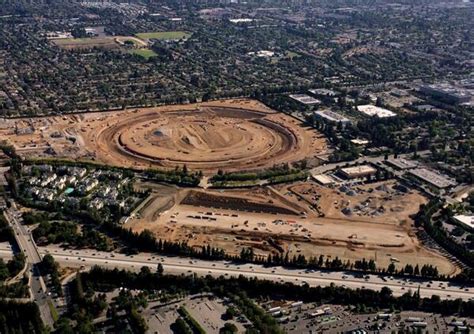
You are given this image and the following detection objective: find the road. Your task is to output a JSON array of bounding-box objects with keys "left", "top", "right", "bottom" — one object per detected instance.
[
  {"left": 39, "top": 245, "right": 474, "bottom": 301},
  {"left": 3, "top": 209, "right": 55, "bottom": 328}
]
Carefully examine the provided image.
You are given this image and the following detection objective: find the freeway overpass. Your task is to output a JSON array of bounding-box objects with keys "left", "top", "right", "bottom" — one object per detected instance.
[{"left": 3, "top": 209, "right": 55, "bottom": 328}]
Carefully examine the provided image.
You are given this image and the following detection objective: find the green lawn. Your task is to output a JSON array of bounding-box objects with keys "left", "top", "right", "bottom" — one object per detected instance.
[
  {"left": 129, "top": 48, "right": 157, "bottom": 59},
  {"left": 48, "top": 300, "right": 59, "bottom": 322},
  {"left": 136, "top": 31, "right": 192, "bottom": 41}
]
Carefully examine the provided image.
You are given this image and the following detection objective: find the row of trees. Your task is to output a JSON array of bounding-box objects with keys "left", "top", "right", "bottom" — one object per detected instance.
[
  {"left": 80, "top": 266, "right": 474, "bottom": 318},
  {"left": 415, "top": 200, "right": 474, "bottom": 272},
  {"left": 0, "top": 300, "right": 45, "bottom": 334},
  {"left": 145, "top": 165, "right": 201, "bottom": 187},
  {"left": 211, "top": 164, "right": 308, "bottom": 187}
]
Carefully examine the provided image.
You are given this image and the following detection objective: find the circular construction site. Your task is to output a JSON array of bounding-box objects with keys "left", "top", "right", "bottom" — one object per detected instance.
[{"left": 93, "top": 104, "right": 325, "bottom": 173}]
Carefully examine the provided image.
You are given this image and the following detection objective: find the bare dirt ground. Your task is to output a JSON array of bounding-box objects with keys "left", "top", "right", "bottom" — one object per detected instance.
[
  {"left": 125, "top": 180, "right": 458, "bottom": 275},
  {"left": 52, "top": 37, "right": 122, "bottom": 50},
  {"left": 0, "top": 99, "right": 327, "bottom": 174}
]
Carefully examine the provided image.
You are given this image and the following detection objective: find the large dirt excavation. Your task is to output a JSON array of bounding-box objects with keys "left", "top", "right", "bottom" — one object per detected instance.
[
  {"left": 0, "top": 100, "right": 328, "bottom": 174},
  {"left": 95, "top": 105, "right": 324, "bottom": 173}
]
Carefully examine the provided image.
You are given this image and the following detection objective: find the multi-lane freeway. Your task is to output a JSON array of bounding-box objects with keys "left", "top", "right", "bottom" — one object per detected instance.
[{"left": 40, "top": 245, "right": 474, "bottom": 301}]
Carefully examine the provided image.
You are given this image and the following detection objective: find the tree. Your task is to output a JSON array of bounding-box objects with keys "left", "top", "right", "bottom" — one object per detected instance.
[
  {"left": 225, "top": 306, "right": 237, "bottom": 320},
  {"left": 7, "top": 253, "right": 25, "bottom": 277},
  {"left": 220, "top": 322, "right": 238, "bottom": 334},
  {"left": 171, "top": 318, "right": 192, "bottom": 334},
  {"left": 55, "top": 317, "right": 75, "bottom": 334},
  {"left": 380, "top": 287, "right": 392, "bottom": 299},
  {"left": 156, "top": 263, "right": 164, "bottom": 276},
  {"left": 41, "top": 254, "right": 57, "bottom": 274},
  {"left": 387, "top": 262, "right": 396, "bottom": 274},
  {"left": 414, "top": 265, "right": 420, "bottom": 276}
]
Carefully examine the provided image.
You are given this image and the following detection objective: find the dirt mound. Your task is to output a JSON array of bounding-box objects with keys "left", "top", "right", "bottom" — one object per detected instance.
[{"left": 181, "top": 190, "right": 299, "bottom": 215}]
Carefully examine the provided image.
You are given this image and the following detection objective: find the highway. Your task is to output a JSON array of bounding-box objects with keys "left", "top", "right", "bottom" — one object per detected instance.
[
  {"left": 3, "top": 209, "right": 55, "bottom": 328},
  {"left": 40, "top": 245, "right": 474, "bottom": 301}
]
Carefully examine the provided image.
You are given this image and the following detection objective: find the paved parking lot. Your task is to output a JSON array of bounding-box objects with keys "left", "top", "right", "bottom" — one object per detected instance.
[
  {"left": 144, "top": 295, "right": 245, "bottom": 333},
  {"left": 262, "top": 300, "right": 473, "bottom": 333},
  {"left": 147, "top": 307, "right": 179, "bottom": 334},
  {"left": 186, "top": 298, "right": 245, "bottom": 333}
]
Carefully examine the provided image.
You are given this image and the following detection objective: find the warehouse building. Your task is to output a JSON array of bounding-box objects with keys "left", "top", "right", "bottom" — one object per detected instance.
[
  {"left": 408, "top": 168, "right": 456, "bottom": 189},
  {"left": 313, "top": 110, "right": 351, "bottom": 127},
  {"left": 312, "top": 174, "right": 336, "bottom": 186},
  {"left": 453, "top": 215, "right": 474, "bottom": 231},
  {"left": 340, "top": 165, "right": 377, "bottom": 179},
  {"left": 419, "top": 83, "right": 472, "bottom": 105},
  {"left": 357, "top": 105, "right": 396, "bottom": 118},
  {"left": 309, "top": 88, "right": 340, "bottom": 97},
  {"left": 289, "top": 94, "right": 321, "bottom": 105},
  {"left": 350, "top": 139, "right": 370, "bottom": 146},
  {"left": 385, "top": 158, "right": 418, "bottom": 170}
]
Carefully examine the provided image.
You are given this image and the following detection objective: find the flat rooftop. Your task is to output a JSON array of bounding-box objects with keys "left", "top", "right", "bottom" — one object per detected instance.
[
  {"left": 386, "top": 158, "right": 418, "bottom": 170},
  {"left": 350, "top": 139, "right": 369, "bottom": 145},
  {"left": 340, "top": 165, "right": 377, "bottom": 175},
  {"left": 453, "top": 215, "right": 474, "bottom": 230},
  {"left": 357, "top": 105, "right": 396, "bottom": 118},
  {"left": 408, "top": 168, "right": 456, "bottom": 189},
  {"left": 312, "top": 174, "right": 335, "bottom": 185},
  {"left": 289, "top": 94, "right": 321, "bottom": 105},
  {"left": 229, "top": 18, "right": 253, "bottom": 23},
  {"left": 314, "top": 110, "right": 350, "bottom": 123},
  {"left": 248, "top": 50, "right": 275, "bottom": 58},
  {"left": 309, "top": 88, "right": 339, "bottom": 97},
  {"left": 420, "top": 83, "right": 472, "bottom": 99}
]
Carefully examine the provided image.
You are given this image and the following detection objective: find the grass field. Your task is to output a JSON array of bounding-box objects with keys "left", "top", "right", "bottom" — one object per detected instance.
[
  {"left": 129, "top": 48, "right": 157, "bottom": 59},
  {"left": 135, "top": 31, "right": 192, "bottom": 41},
  {"left": 53, "top": 37, "right": 102, "bottom": 45},
  {"left": 52, "top": 37, "right": 120, "bottom": 49}
]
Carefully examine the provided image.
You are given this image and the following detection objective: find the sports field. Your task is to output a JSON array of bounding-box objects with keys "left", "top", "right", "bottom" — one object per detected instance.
[
  {"left": 129, "top": 48, "right": 157, "bottom": 59},
  {"left": 135, "top": 31, "right": 192, "bottom": 40},
  {"left": 52, "top": 37, "right": 120, "bottom": 50}
]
